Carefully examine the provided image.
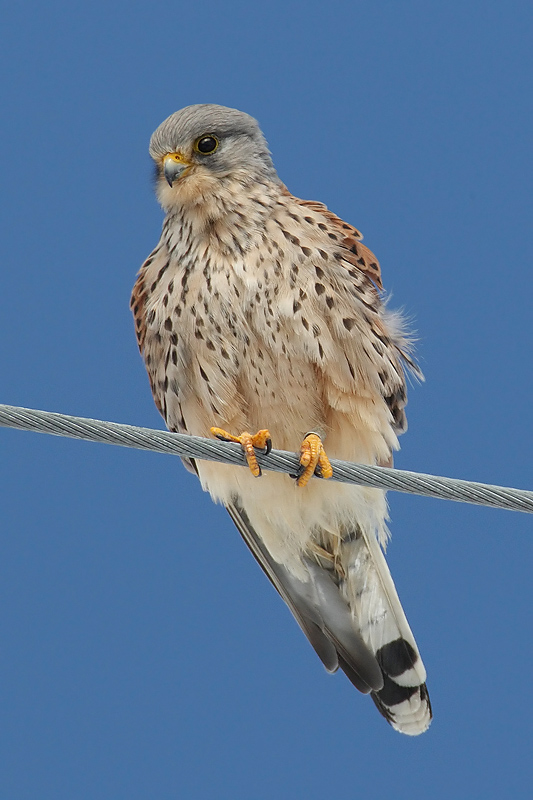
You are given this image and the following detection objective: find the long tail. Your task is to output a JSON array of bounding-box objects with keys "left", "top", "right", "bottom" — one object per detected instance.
[
  {"left": 227, "top": 501, "right": 431, "bottom": 735},
  {"left": 338, "top": 522, "right": 432, "bottom": 734}
]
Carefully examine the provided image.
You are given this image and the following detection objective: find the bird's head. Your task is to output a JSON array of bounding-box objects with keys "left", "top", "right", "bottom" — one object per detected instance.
[{"left": 149, "top": 104, "right": 279, "bottom": 209}]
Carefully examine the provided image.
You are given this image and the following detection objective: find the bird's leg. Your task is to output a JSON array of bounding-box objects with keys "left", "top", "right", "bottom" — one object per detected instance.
[
  {"left": 210, "top": 427, "right": 272, "bottom": 477},
  {"left": 297, "top": 433, "right": 333, "bottom": 487}
]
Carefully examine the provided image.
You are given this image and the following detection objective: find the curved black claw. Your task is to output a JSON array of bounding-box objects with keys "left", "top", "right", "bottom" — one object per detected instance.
[{"left": 289, "top": 463, "right": 306, "bottom": 481}]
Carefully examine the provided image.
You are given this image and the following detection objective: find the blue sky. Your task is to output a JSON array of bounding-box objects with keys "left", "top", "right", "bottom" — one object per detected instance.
[{"left": 1, "top": 1, "right": 532, "bottom": 797}]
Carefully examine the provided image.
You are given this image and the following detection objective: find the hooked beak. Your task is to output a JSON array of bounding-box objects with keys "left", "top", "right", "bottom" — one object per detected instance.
[{"left": 163, "top": 153, "right": 190, "bottom": 186}]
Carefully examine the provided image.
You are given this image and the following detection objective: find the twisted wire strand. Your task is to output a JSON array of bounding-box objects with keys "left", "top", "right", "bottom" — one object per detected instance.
[{"left": 1, "top": 403, "right": 532, "bottom": 514}]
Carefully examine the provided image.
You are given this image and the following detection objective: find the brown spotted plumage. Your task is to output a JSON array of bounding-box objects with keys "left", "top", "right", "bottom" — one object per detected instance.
[{"left": 131, "top": 104, "right": 431, "bottom": 734}]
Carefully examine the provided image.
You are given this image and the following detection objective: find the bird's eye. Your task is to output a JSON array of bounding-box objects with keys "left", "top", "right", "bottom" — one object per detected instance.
[{"left": 194, "top": 135, "right": 219, "bottom": 154}]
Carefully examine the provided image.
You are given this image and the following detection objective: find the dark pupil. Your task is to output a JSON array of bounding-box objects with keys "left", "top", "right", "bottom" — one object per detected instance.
[{"left": 197, "top": 136, "right": 217, "bottom": 153}]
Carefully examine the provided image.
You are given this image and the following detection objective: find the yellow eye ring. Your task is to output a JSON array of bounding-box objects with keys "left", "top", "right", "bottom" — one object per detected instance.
[{"left": 194, "top": 135, "right": 219, "bottom": 155}]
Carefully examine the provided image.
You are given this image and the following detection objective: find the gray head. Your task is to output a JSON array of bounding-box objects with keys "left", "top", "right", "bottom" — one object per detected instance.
[{"left": 149, "top": 104, "right": 278, "bottom": 187}]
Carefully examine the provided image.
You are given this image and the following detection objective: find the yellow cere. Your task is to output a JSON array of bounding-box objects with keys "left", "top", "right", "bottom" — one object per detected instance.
[{"left": 163, "top": 152, "right": 189, "bottom": 165}]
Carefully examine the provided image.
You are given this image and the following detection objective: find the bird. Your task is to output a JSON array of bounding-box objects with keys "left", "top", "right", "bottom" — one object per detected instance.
[{"left": 131, "top": 104, "right": 431, "bottom": 735}]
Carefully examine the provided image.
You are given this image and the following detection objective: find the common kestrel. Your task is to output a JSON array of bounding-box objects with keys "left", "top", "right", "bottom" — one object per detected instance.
[{"left": 131, "top": 104, "right": 431, "bottom": 735}]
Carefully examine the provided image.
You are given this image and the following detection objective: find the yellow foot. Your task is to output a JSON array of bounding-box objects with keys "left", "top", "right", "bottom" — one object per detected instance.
[
  {"left": 297, "top": 433, "right": 333, "bottom": 487},
  {"left": 210, "top": 427, "right": 272, "bottom": 477}
]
